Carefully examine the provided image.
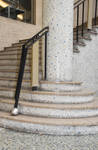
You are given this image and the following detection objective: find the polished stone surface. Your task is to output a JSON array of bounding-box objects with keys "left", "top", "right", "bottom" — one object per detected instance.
[
  {"left": 43, "top": 0, "right": 73, "bottom": 81},
  {"left": 0, "top": 128, "right": 98, "bottom": 150}
]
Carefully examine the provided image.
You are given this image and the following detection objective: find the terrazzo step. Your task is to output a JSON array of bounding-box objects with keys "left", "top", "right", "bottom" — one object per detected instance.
[
  {"left": 0, "top": 64, "right": 31, "bottom": 70},
  {"left": 0, "top": 78, "right": 31, "bottom": 89},
  {"left": 0, "top": 70, "right": 42, "bottom": 79},
  {"left": 0, "top": 70, "right": 31, "bottom": 79},
  {"left": 0, "top": 97, "right": 98, "bottom": 118},
  {"left": 0, "top": 87, "right": 95, "bottom": 104},
  {"left": 0, "top": 64, "right": 42, "bottom": 71},
  {"left": 19, "top": 39, "right": 29, "bottom": 43},
  {"left": 40, "top": 80, "right": 82, "bottom": 92},
  {"left": 4, "top": 46, "right": 23, "bottom": 51},
  {"left": 0, "top": 50, "right": 31, "bottom": 55},
  {"left": 0, "top": 78, "right": 81, "bottom": 92},
  {"left": 12, "top": 41, "right": 42, "bottom": 47},
  {"left": 0, "top": 53, "right": 31, "bottom": 59},
  {"left": 0, "top": 59, "right": 31, "bottom": 65},
  {"left": 4, "top": 47, "right": 32, "bottom": 52},
  {"left": 0, "top": 111, "right": 98, "bottom": 135}
]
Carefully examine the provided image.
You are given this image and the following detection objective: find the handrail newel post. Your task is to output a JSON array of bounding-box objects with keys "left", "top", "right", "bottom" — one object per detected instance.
[{"left": 44, "top": 32, "right": 48, "bottom": 80}]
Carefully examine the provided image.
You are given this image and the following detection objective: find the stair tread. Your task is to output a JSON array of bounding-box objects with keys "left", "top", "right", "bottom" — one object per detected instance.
[
  {"left": 0, "top": 97, "right": 98, "bottom": 110},
  {"left": 0, "top": 77, "right": 30, "bottom": 82},
  {"left": 0, "top": 64, "right": 31, "bottom": 67},
  {"left": 0, "top": 52, "right": 31, "bottom": 56},
  {"left": 0, "top": 69, "right": 30, "bottom": 73},
  {"left": 40, "top": 80, "right": 82, "bottom": 85},
  {"left": 0, "top": 86, "right": 95, "bottom": 96},
  {"left": 0, "top": 77, "right": 81, "bottom": 85},
  {"left": 0, "top": 110, "right": 98, "bottom": 126}
]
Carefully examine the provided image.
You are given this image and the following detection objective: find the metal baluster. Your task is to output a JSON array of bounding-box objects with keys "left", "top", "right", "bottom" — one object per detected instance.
[
  {"left": 95, "top": 0, "right": 98, "bottom": 25},
  {"left": 76, "top": 5, "right": 79, "bottom": 42},
  {"left": 82, "top": 2, "right": 84, "bottom": 36},
  {"left": 44, "top": 32, "right": 47, "bottom": 80}
]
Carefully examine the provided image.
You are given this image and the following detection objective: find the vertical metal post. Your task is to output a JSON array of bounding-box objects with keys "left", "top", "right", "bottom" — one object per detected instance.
[
  {"left": 76, "top": 6, "right": 79, "bottom": 42},
  {"left": 82, "top": 2, "right": 84, "bottom": 36},
  {"left": 44, "top": 32, "right": 47, "bottom": 80},
  {"left": 95, "top": 0, "right": 98, "bottom": 25},
  {"left": 8, "top": 6, "right": 10, "bottom": 18}
]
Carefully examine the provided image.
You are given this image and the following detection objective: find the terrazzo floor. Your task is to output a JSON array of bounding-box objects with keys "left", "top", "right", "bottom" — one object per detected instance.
[{"left": 0, "top": 127, "right": 98, "bottom": 150}]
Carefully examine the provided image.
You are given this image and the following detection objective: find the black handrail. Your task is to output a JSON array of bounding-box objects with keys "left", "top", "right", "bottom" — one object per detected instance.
[
  {"left": 13, "top": 26, "right": 49, "bottom": 112},
  {"left": 74, "top": 0, "right": 86, "bottom": 9}
]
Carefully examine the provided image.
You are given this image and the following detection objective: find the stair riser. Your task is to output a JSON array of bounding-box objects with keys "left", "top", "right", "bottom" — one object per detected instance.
[
  {"left": 0, "top": 65, "right": 31, "bottom": 70},
  {"left": 5, "top": 47, "right": 22, "bottom": 51},
  {"left": 0, "top": 65, "right": 42, "bottom": 71},
  {"left": 0, "top": 80, "right": 31, "bottom": 89},
  {"left": 0, "top": 54, "right": 31, "bottom": 59},
  {"left": 4, "top": 47, "right": 31, "bottom": 54},
  {"left": 0, "top": 102, "right": 98, "bottom": 118},
  {"left": 0, "top": 51, "right": 31, "bottom": 55},
  {"left": 12, "top": 42, "right": 42, "bottom": 47},
  {"left": 0, "top": 72, "right": 42, "bottom": 80},
  {"left": 40, "top": 83, "right": 81, "bottom": 92},
  {"left": 0, "top": 72, "right": 31, "bottom": 79},
  {"left": 0, "top": 90, "right": 94, "bottom": 104},
  {"left": 0, "top": 118, "right": 98, "bottom": 135},
  {"left": 0, "top": 59, "right": 31, "bottom": 65}
]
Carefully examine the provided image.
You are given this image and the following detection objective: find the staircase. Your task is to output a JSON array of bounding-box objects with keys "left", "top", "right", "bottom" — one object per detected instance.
[{"left": 0, "top": 39, "right": 98, "bottom": 135}]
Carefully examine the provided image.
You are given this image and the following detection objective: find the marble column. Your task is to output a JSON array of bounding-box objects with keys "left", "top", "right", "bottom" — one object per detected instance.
[{"left": 43, "top": 0, "right": 74, "bottom": 81}]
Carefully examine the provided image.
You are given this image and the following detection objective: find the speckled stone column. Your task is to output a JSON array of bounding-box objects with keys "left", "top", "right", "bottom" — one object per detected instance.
[{"left": 43, "top": 0, "right": 73, "bottom": 81}]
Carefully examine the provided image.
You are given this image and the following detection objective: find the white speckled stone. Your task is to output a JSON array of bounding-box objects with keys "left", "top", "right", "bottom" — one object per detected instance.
[
  {"left": 0, "top": 89, "right": 94, "bottom": 104},
  {"left": 1, "top": 119, "right": 98, "bottom": 136},
  {"left": 73, "top": 28, "right": 98, "bottom": 96},
  {"left": 43, "top": 0, "right": 73, "bottom": 81},
  {"left": 40, "top": 82, "right": 82, "bottom": 92},
  {"left": 0, "top": 102, "right": 98, "bottom": 118}
]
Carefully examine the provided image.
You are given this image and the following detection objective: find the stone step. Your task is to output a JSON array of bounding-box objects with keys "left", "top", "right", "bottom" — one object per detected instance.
[
  {"left": 4, "top": 46, "right": 32, "bottom": 52},
  {"left": 0, "top": 53, "right": 31, "bottom": 60},
  {"left": 0, "top": 87, "right": 95, "bottom": 104},
  {"left": 12, "top": 41, "right": 42, "bottom": 47},
  {"left": 0, "top": 64, "right": 31, "bottom": 70},
  {"left": 0, "top": 53, "right": 42, "bottom": 62},
  {"left": 0, "top": 78, "right": 81, "bottom": 92},
  {"left": 0, "top": 50, "right": 31, "bottom": 55},
  {"left": 0, "top": 70, "right": 31, "bottom": 79},
  {"left": 0, "top": 97, "right": 98, "bottom": 118},
  {"left": 4, "top": 43, "right": 42, "bottom": 52},
  {"left": 0, "top": 64, "right": 42, "bottom": 71},
  {"left": 0, "top": 110, "right": 98, "bottom": 135},
  {"left": 40, "top": 80, "right": 82, "bottom": 92},
  {"left": 19, "top": 39, "right": 29, "bottom": 43},
  {"left": 0, "top": 59, "right": 31, "bottom": 65},
  {"left": 4, "top": 46, "right": 23, "bottom": 51},
  {"left": 0, "top": 77, "right": 31, "bottom": 89}
]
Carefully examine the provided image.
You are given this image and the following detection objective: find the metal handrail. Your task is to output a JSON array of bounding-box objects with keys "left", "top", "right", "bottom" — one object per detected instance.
[
  {"left": 74, "top": 0, "right": 86, "bottom": 8},
  {"left": 12, "top": 26, "right": 49, "bottom": 115}
]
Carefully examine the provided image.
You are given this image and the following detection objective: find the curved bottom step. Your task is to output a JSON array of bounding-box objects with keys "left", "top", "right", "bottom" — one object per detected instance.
[{"left": 0, "top": 111, "right": 98, "bottom": 136}]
